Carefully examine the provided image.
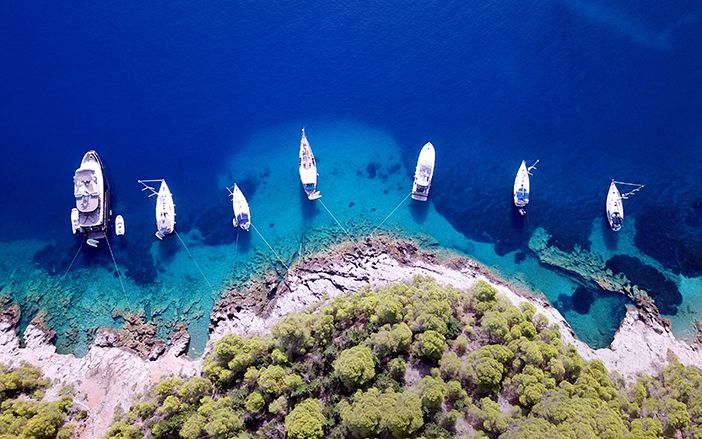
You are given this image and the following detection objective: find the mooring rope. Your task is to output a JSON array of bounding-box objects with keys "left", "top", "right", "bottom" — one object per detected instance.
[
  {"left": 105, "top": 235, "right": 128, "bottom": 301},
  {"left": 174, "top": 230, "right": 215, "bottom": 291},
  {"left": 58, "top": 238, "right": 84, "bottom": 286},
  {"left": 318, "top": 199, "right": 352, "bottom": 238},
  {"left": 371, "top": 191, "right": 412, "bottom": 236},
  {"left": 250, "top": 222, "right": 290, "bottom": 271}
]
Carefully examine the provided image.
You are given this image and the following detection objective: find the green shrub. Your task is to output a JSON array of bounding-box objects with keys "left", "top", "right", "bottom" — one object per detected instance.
[
  {"left": 285, "top": 398, "right": 326, "bottom": 439},
  {"left": 333, "top": 345, "right": 376, "bottom": 389}
]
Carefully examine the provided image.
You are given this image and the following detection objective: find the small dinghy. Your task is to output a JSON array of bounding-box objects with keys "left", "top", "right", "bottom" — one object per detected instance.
[
  {"left": 138, "top": 179, "right": 176, "bottom": 239},
  {"left": 71, "top": 150, "right": 110, "bottom": 247},
  {"left": 299, "top": 128, "right": 322, "bottom": 200},
  {"left": 115, "top": 215, "right": 125, "bottom": 236},
  {"left": 513, "top": 160, "right": 538, "bottom": 215},
  {"left": 229, "top": 183, "right": 251, "bottom": 231},
  {"left": 412, "top": 142, "right": 435, "bottom": 201},
  {"left": 606, "top": 180, "right": 644, "bottom": 232}
]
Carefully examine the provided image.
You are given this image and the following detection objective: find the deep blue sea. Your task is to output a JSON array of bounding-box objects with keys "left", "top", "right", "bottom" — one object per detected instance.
[{"left": 1, "top": 0, "right": 701, "bottom": 355}]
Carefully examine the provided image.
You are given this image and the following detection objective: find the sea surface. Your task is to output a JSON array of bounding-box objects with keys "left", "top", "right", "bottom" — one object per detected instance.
[{"left": 0, "top": 1, "right": 700, "bottom": 355}]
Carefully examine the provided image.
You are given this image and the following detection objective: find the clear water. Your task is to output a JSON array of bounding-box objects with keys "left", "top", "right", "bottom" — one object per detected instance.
[{"left": 0, "top": 1, "right": 700, "bottom": 355}]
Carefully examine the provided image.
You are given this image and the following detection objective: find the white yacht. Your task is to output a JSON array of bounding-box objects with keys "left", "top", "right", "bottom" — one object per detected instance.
[
  {"left": 230, "top": 183, "right": 251, "bottom": 231},
  {"left": 155, "top": 180, "right": 175, "bottom": 239},
  {"left": 412, "top": 142, "right": 435, "bottom": 201},
  {"left": 606, "top": 181, "right": 624, "bottom": 231},
  {"left": 71, "top": 150, "right": 110, "bottom": 247},
  {"left": 299, "top": 128, "right": 322, "bottom": 200}
]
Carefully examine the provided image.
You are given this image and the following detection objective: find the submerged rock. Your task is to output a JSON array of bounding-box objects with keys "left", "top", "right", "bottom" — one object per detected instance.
[{"left": 529, "top": 227, "right": 650, "bottom": 301}]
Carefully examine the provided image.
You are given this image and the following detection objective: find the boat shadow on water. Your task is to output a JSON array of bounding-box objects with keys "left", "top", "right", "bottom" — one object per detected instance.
[
  {"left": 234, "top": 228, "right": 252, "bottom": 253},
  {"left": 299, "top": 189, "right": 320, "bottom": 221},
  {"left": 156, "top": 235, "right": 181, "bottom": 262},
  {"left": 408, "top": 199, "right": 429, "bottom": 225},
  {"left": 601, "top": 216, "right": 619, "bottom": 251}
]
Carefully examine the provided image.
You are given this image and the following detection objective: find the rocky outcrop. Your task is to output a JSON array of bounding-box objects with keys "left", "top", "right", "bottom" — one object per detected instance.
[
  {"left": 597, "top": 306, "right": 702, "bottom": 378},
  {"left": 109, "top": 310, "right": 167, "bottom": 361},
  {"left": 528, "top": 228, "right": 644, "bottom": 295}
]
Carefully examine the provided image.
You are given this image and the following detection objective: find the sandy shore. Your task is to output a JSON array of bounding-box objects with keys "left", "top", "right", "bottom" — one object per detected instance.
[{"left": 1, "top": 235, "right": 700, "bottom": 438}]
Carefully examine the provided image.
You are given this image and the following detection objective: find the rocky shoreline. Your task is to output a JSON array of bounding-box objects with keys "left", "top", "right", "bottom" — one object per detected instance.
[{"left": 1, "top": 235, "right": 701, "bottom": 438}]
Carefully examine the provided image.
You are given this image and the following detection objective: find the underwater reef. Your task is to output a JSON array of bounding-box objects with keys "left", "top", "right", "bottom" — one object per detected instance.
[
  {"left": 528, "top": 227, "right": 683, "bottom": 318},
  {"left": 605, "top": 255, "right": 682, "bottom": 315},
  {"left": 528, "top": 228, "right": 643, "bottom": 298}
]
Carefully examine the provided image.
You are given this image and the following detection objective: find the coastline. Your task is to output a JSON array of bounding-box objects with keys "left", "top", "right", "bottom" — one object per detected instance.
[{"left": 1, "top": 235, "right": 700, "bottom": 438}]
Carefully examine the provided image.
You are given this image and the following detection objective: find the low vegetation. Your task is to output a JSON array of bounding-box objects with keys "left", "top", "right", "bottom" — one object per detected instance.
[
  {"left": 97, "top": 277, "right": 702, "bottom": 438},
  {"left": 0, "top": 363, "right": 82, "bottom": 438}
]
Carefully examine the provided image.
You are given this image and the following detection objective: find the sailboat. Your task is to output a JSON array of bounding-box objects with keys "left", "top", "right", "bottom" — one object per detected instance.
[
  {"left": 138, "top": 179, "right": 176, "bottom": 239},
  {"left": 155, "top": 181, "right": 175, "bottom": 239},
  {"left": 71, "top": 150, "right": 110, "bottom": 247},
  {"left": 412, "top": 142, "right": 435, "bottom": 201},
  {"left": 513, "top": 160, "right": 538, "bottom": 215},
  {"left": 606, "top": 180, "right": 644, "bottom": 231},
  {"left": 229, "top": 183, "right": 251, "bottom": 231},
  {"left": 299, "top": 128, "right": 322, "bottom": 200}
]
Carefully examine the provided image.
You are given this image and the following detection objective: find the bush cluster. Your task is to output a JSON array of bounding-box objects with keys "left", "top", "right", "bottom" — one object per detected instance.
[
  {"left": 106, "top": 278, "right": 702, "bottom": 438},
  {"left": 0, "top": 363, "right": 80, "bottom": 439}
]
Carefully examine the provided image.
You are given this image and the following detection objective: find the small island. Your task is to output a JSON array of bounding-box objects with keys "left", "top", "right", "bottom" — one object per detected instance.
[{"left": 1, "top": 235, "right": 701, "bottom": 438}]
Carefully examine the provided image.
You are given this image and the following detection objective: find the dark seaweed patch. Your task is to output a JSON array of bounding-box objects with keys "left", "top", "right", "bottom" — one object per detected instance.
[{"left": 366, "top": 162, "right": 379, "bottom": 179}]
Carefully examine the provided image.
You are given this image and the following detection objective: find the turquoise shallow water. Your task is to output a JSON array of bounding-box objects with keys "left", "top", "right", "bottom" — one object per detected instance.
[{"left": 4, "top": 120, "right": 690, "bottom": 355}]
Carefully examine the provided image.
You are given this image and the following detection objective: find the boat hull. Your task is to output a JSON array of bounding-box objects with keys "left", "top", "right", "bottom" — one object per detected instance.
[
  {"left": 412, "top": 142, "right": 435, "bottom": 201},
  {"left": 606, "top": 181, "right": 624, "bottom": 231}
]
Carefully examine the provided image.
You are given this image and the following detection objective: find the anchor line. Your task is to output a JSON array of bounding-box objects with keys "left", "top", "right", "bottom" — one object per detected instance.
[
  {"left": 250, "top": 222, "right": 290, "bottom": 271},
  {"left": 371, "top": 191, "right": 412, "bottom": 236},
  {"left": 58, "top": 238, "right": 84, "bottom": 286},
  {"left": 318, "top": 199, "right": 352, "bottom": 239},
  {"left": 105, "top": 235, "right": 128, "bottom": 301},
  {"left": 174, "top": 230, "right": 215, "bottom": 292}
]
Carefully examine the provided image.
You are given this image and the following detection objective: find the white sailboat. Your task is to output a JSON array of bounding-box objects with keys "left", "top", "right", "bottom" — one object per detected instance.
[
  {"left": 229, "top": 183, "right": 251, "bottom": 231},
  {"left": 513, "top": 159, "right": 538, "bottom": 215},
  {"left": 606, "top": 180, "right": 644, "bottom": 232},
  {"left": 138, "top": 179, "right": 176, "bottom": 239},
  {"left": 411, "top": 142, "right": 435, "bottom": 201},
  {"left": 299, "top": 128, "right": 322, "bottom": 200},
  {"left": 71, "top": 150, "right": 110, "bottom": 247},
  {"left": 155, "top": 181, "right": 175, "bottom": 239}
]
